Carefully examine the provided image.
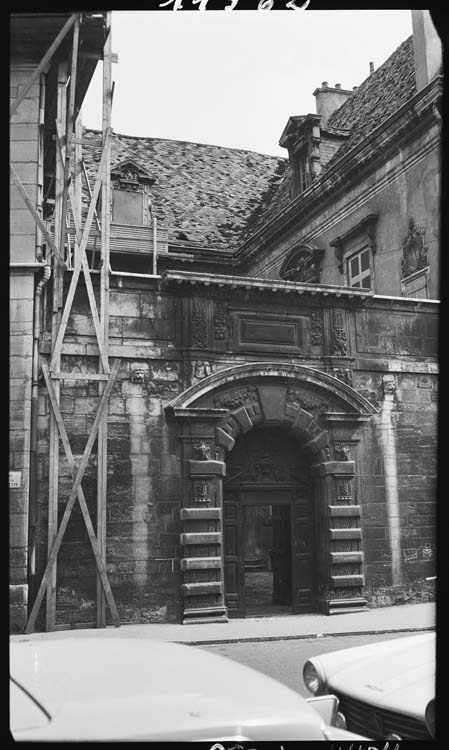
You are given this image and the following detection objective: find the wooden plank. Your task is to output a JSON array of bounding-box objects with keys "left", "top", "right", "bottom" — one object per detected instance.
[
  {"left": 26, "top": 360, "right": 121, "bottom": 633},
  {"left": 74, "top": 116, "right": 83, "bottom": 229},
  {"left": 9, "top": 165, "right": 66, "bottom": 270},
  {"left": 58, "top": 17, "right": 80, "bottom": 258},
  {"left": 41, "top": 363, "right": 119, "bottom": 630},
  {"left": 45, "top": 59, "right": 68, "bottom": 631},
  {"left": 97, "top": 10, "right": 113, "bottom": 628},
  {"left": 66, "top": 179, "right": 109, "bottom": 374},
  {"left": 10, "top": 14, "right": 78, "bottom": 118},
  {"left": 50, "top": 133, "right": 110, "bottom": 372},
  {"left": 51, "top": 372, "right": 109, "bottom": 381}
]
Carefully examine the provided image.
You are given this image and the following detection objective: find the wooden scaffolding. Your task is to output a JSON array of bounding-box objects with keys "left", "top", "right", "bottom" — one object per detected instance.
[{"left": 11, "top": 12, "right": 120, "bottom": 631}]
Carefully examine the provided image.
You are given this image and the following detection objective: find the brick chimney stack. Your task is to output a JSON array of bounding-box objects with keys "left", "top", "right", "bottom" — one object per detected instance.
[
  {"left": 412, "top": 10, "right": 442, "bottom": 91},
  {"left": 313, "top": 82, "right": 354, "bottom": 127}
]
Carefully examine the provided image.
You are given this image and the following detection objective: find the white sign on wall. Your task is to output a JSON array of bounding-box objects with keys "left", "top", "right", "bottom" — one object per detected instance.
[{"left": 9, "top": 471, "right": 21, "bottom": 489}]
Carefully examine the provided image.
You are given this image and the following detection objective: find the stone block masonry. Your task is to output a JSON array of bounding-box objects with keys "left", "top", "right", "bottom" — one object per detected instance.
[{"left": 29, "top": 276, "right": 438, "bottom": 626}]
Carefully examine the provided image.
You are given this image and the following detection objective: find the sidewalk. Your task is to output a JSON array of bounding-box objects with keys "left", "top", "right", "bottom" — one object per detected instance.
[{"left": 11, "top": 601, "right": 435, "bottom": 645}]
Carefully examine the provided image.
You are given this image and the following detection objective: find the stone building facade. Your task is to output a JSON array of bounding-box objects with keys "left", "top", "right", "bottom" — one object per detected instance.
[{"left": 10, "top": 11, "right": 441, "bottom": 630}]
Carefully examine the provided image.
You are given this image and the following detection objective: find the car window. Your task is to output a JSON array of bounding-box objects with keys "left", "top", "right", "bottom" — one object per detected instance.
[{"left": 10, "top": 677, "right": 51, "bottom": 733}]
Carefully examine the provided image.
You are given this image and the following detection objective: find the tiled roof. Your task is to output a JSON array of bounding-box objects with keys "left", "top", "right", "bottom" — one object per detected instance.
[
  {"left": 82, "top": 130, "right": 286, "bottom": 251},
  {"left": 82, "top": 35, "right": 416, "bottom": 254},
  {"left": 245, "top": 35, "right": 416, "bottom": 239},
  {"left": 325, "top": 35, "right": 416, "bottom": 162}
]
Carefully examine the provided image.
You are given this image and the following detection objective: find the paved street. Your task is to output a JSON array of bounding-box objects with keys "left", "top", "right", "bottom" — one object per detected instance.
[{"left": 200, "top": 631, "right": 410, "bottom": 698}]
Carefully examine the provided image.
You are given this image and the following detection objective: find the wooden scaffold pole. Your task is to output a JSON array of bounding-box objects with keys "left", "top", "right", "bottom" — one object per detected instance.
[
  {"left": 22, "top": 12, "right": 120, "bottom": 632},
  {"left": 97, "top": 11, "right": 113, "bottom": 628}
]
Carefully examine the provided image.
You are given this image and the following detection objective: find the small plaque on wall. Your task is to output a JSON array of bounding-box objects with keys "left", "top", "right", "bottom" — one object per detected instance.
[{"left": 234, "top": 313, "right": 305, "bottom": 352}]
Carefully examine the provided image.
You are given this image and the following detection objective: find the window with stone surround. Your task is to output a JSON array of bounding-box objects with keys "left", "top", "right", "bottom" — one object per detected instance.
[
  {"left": 347, "top": 246, "right": 372, "bottom": 289},
  {"left": 329, "top": 214, "right": 378, "bottom": 291}
]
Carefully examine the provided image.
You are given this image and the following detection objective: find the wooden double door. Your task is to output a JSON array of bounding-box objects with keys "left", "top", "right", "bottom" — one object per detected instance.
[{"left": 223, "top": 486, "right": 316, "bottom": 617}]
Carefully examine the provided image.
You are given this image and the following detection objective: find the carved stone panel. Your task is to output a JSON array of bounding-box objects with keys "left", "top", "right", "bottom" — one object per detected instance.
[
  {"left": 191, "top": 300, "right": 209, "bottom": 349},
  {"left": 213, "top": 302, "right": 229, "bottom": 341},
  {"left": 332, "top": 311, "right": 347, "bottom": 356}
]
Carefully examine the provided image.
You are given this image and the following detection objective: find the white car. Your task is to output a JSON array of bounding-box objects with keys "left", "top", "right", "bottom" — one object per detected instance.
[
  {"left": 303, "top": 631, "right": 435, "bottom": 741},
  {"left": 10, "top": 636, "right": 369, "bottom": 742}
]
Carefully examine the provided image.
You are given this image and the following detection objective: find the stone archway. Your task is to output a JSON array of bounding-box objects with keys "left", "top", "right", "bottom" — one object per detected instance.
[{"left": 165, "top": 363, "right": 377, "bottom": 625}]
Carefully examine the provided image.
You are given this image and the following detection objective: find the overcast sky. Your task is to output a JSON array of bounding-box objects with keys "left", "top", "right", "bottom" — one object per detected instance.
[{"left": 81, "top": 9, "right": 413, "bottom": 157}]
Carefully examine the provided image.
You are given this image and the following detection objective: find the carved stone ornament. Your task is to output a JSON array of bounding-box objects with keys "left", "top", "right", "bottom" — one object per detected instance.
[
  {"left": 194, "top": 482, "right": 211, "bottom": 505},
  {"left": 336, "top": 479, "right": 351, "bottom": 500},
  {"left": 191, "top": 300, "right": 208, "bottom": 349},
  {"left": 214, "top": 387, "right": 258, "bottom": 410},
  {"left": 332, "top": 312, "right": 347, "bottom": 356},
  {"left": 285, "top": 386, "right": 327, "bottom": 413},
  {"left": 382, "top": 375, "right": 396, "bottom": 395},
  {"left": 111, "top": 159, "right": 155, "bottom": 191},
  {"left": 193, "top": 442, "right": 211, "bottom": 460},
  {"left": 279, "top": 244, "right": 325, "bottom": 284},
  {"left": 130, "top": 367, "right": 146, "bottom": 384},
  {"left": 335, "top": 445, "right": 350, "bottom": 461},
  {"left": 310, "top": 311, "right": 324, "bottom": 345},
  {"left": 400, "top": 219, "right": 428, "bottom": 279},
  {"left": 243, "top": 451, "right": 290, "bottom": 483},
  {"left": 213, "top": 302, "right": 229, "bottom": 340},
  {"left": 193, "top": 361, "right": 214, "bottom": 379},
  {"left": 333, "top": 368, "right": 353, "bottom": 386}
]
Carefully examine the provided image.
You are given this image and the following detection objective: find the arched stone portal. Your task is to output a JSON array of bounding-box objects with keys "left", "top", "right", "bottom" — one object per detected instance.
[{"left": 165, "top": 363, "right": 377, "bottom": 625}]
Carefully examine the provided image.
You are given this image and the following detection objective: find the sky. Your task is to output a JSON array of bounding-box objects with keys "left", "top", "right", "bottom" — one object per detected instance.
[{"left": 81, "top": 8, "right": 413, "bottom": 157}]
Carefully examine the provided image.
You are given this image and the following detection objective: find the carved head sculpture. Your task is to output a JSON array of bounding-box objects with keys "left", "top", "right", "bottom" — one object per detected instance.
[{"left": 131, "top": 367, "right": 146, "bottom": 384}]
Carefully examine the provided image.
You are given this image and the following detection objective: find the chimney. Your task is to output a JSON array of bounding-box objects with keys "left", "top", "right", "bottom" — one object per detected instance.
[
  {"left": 313, "top": 82, "right": 354, "bottom": 126},
  {"left": 369, "top": 61, "right": 375, "bottom": 75},
  {"left": 412, "top": 10, "right": 442, "bottom": 91}
]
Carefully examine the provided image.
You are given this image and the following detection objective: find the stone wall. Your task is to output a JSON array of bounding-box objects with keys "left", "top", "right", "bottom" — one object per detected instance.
[
  {"left": 247, "top": 119, "right": 440, "bottom": 301},
  {"left": 33, "top": 276, "right": 437, "bottom": 626}
]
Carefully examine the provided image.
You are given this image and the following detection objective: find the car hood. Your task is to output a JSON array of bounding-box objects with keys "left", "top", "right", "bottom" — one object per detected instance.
[
  {"left": 313, "top": 633, "right": 435, "bottom": 717},
  {"left": 11, "top": 637, "right": 329, "bottom": 741}
]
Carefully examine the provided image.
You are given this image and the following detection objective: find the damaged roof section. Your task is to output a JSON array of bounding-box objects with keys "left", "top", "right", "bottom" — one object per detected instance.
[{"left": 82, "top": 129, "right": 287, "bottom": 251}]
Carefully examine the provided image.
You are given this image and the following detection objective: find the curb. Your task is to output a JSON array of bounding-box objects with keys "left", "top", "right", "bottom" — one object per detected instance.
[{"left": 180, "top": 625, "right": 434, "bottom": 647}]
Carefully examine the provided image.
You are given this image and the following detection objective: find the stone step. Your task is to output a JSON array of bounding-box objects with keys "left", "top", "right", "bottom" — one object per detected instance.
[
  {"left": 180, "top": 532, "right": 221, "bottom": 545},
  {"left": 331, "top": 574, "right": 364, "bottom": 587},
  {"left": 180, "top": 556, "right": 222, "bottom": 571},
  {"left": 181, "top": 581, "right": 223, "bottom": 596},
  {"left": 328, "top": 505, "right": 361, "bottom": 516},
  {"left": 329, "top": 528, "right": 362, "bottom": 540},
  {"left": 180, "top": 507, "right": 221, "bottom": 521}
]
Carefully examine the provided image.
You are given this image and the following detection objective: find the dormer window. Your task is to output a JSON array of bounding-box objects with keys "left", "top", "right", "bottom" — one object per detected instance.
[
  {"left": 294, "top": 148, "right": 311, "bottom": 195},
  {"left": 110, "top": 159, "right": 155, "bottom": 226},
  {"left": 279, "top": 114, "right": 321, "bottom": 199}
]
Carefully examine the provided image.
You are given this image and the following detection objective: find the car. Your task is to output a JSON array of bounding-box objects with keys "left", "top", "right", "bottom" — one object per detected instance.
[
  {"left": 10, "top": 635, "right": 371, "bottom": 742},
  {"left": 302, "top": 631, "right": 435, "bottom": 741}
]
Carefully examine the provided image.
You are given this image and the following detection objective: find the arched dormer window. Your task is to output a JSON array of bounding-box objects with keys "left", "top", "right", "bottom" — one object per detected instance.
[{"left": 279, "top": 244, "right": 324, "bottom": 284}]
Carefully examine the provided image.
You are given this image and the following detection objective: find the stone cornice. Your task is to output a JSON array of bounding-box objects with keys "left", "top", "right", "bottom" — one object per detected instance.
[
  {"left": 160, "top": 269, "right": 373, "bottom": 301},
  {"left": 237, "top": 76, "right": 442, "bottom": 267}
]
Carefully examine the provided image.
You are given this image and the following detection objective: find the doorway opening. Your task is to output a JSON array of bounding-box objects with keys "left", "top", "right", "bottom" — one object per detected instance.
[
  {"left": 243, "top": 504, "right": 292, "bottom": 617},
  {"left": 223, "top": 425, "right": 316, "bottom": 619}
]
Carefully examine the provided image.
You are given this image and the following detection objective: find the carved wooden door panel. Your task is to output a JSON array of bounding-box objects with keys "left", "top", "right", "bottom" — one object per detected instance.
[
  {"left": 223, "top": 492, "right": 245, "bottom": 618},
  {"left": 271, "top": 504, "right": 292, "bottom": 604},
  {"left": 291, "top": 493, "right": 315, "bottom": 613}
]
